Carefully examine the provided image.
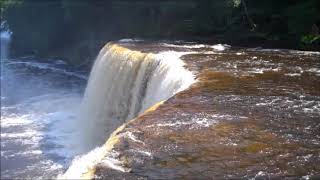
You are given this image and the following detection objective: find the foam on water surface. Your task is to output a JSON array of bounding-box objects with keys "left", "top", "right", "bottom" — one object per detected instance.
[
  {"left": 1, "top": 57, "right": 86, "bottom": 179},
  {"left": 59, "top": 44, "right": 196, "bottom": 179},
  {"left": 2, "top": 40, "right": 319, "bottom": 179}
]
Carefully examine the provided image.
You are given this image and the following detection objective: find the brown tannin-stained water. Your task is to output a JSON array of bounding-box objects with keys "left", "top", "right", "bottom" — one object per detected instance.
[
  {"left": 2, "top": 38, "right": 320, "bottom": 179},
  {"left": 89, "top": 42, "right": 320, "bottom": 179}
]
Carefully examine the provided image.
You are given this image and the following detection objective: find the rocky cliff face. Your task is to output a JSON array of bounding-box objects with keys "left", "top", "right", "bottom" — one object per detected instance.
[{"left": 64, "top": 42, "right": 320, "bottom": 179}]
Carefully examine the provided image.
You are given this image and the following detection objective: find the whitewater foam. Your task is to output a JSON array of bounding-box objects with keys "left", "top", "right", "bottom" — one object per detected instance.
[
  {"left": 1, "top": 56, "right": 86, "bottom": 179},
  {"left": 77, "top": 44, "right": 195, "bottom": 153},
  {"left": 161, "top": 42, "right": 231, "bottom": 51},
  {"left": 61, "top": 43, "right": 196, "bottom": 179}
]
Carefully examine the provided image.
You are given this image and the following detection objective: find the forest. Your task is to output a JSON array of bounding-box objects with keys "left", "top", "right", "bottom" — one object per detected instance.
[
  {"left": 1, "top": 1, "right": 320, "bottom": 179},
  {"left": 1, "top": 0, "right": 319, "bottom": 66}
]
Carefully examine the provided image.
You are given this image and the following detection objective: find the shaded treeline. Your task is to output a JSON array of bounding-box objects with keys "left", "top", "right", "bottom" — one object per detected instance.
[{"left": 1, "top": 0, "right": 319, "bottom": 66}]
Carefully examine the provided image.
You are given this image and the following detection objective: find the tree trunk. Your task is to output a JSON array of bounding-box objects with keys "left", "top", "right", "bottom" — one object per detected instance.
[{"left": 242, "top": 0, "right": 256, "bottom": 30}]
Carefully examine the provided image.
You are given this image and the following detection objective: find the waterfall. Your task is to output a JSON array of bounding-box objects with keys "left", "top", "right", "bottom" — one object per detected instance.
[
  {"left": 60, "top": 43, "right": 194, "bottom": 179},
  {"left": 78, "top": 43, "right": 195, "bottom": 153},
  {"left": 0, "top": 30, "right": 11, "bottom": 61},
  {"left": 1, "top": 24, "right": 12, "bottom": 104}
]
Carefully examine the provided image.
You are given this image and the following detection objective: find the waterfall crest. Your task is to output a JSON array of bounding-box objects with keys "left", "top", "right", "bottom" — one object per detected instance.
[{"left": 78, "top": 43, "right": 195, "bottom": 153}]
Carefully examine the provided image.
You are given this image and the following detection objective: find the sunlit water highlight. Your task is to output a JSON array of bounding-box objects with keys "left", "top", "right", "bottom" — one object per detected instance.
[
  {"left": 1, "top": 57, "right": 86, "bottom": 179},
  {"left": 1, "top": 39, "right": 319, "bottom": 179},
  {"left": 1, "top": 41, "right": 195, "bottom": 179}
]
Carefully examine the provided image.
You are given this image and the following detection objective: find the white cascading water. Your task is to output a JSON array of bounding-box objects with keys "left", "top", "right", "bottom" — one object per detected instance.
[
  {"left": 0, "top": 25, "right": 12, "bottom": 61},
  {"left": 1, "top": 25, "right": 85, "bottom": 178},
  {"left": 78, "top": 43, "right": 195, "bottom": 153},
  {"left": 61, "top": 43, "right": 195, "bottom": 178},
  {"left": 1, "top": 25, "right": 12, "bottom": 104}
]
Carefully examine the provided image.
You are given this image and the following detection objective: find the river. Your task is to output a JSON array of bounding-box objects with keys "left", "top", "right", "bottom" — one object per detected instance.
[
  {"left": 1, "top": 54, "right": 86, "bottom": 178},
  {"left": 1, "top": 39, "right": 320, "bottom": 179}
]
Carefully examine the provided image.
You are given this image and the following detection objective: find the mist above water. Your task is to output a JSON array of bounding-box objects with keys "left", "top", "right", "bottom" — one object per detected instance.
[
  {"left": 1, "top": 29, "right": 86, "bottom": 178},
  {"left": 0, "top": 25, "right": 12, "bottom": 61},
  {"left": 77, "top": 43, "right": 195, "bottom": 153},
  {"left": 2, "top": 39, "right": 319, "bottom": 179}
]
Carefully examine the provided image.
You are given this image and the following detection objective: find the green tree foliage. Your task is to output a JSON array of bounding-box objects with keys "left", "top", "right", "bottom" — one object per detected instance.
[
  {"left": 2, "top": 0, "right": 319, "bottom": 64},
  {"left": 0, "top": 0, "right": 23, "bottom": 19}
]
